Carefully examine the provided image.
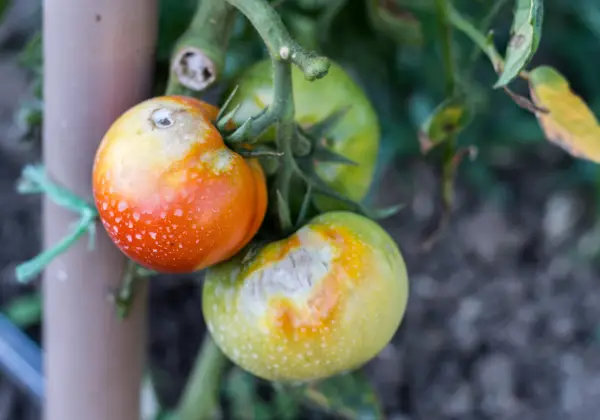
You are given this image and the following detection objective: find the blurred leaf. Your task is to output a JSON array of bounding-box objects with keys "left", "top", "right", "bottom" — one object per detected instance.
[
  {"left": 285, "top": 371, "right": 384, "bottom": 420},
  {"left": 2, "top": 293, "right": 42, "bottom": 329},
  {"left": 528, "top": 65, "right": 600, "bottom": 163},
  {"left": 418, "top": 95, "right": 473, "bottom": 153},
  {"left": 0, "top": 0, "right": 10, "bottom": 24},
  {"left": 223, "top": 368, "right": 301, "bottom": 420},
  {"left": 223, "top": 369, "right": 274, "bottom": 420},
  {"left": 282, "top": 10, "right": 320, "bottom": 51},
  {"left": 366, "top": 0, "right": 424, "bottom": 46},
  {"left": 156, "top": 0, "right": 197, "bottom": 62},
  {"left": 18, "top": 31, "right": 43, "bottom": 76},
  {"left": 494, "top": 0, "right": 544, "bottom": 88}
]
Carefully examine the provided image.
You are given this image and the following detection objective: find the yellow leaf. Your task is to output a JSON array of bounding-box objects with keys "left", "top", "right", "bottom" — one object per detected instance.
[{"left": 529, "top": 66, "right": 600, "bottom": 163}]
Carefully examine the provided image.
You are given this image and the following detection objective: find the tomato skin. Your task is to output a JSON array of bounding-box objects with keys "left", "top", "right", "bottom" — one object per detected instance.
[
  {"left": 226, "top": 59, "right": 380, "bottom": 211},
  {"left": 202, "top": 211, "right": 408, "bottom": 382},
  {"left": 92, "top": 95, "right": 268, "bottom": 273}
]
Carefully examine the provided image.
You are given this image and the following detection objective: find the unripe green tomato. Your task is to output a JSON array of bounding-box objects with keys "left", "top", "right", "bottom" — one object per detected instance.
[
  {"left": 202, "top": 211, "right": 408, "bottom": 382},
  {"left": 225, "top": 59, "right": 380, "bottom": 212}
]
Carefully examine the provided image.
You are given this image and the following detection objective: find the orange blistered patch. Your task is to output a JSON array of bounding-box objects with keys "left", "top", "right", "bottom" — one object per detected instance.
[
  {"left": 249, "top": 224, "right": 368, "bottom": 338},
  {"left": 92, "top": 95, "right": 268, "bottom": 273}
]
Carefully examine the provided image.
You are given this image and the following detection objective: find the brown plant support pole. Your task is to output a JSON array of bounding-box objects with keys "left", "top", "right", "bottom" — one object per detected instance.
[{"left": 42, "top": 1, "right": 157, "bottom": 420}]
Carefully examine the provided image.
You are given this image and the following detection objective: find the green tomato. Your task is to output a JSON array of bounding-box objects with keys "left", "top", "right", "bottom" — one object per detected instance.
[
  {"left": 226, "top": 59, "right": 380, "bottom": 212},
  {"left": 202, "top": 211, "right": 409, "bottom": 382}
]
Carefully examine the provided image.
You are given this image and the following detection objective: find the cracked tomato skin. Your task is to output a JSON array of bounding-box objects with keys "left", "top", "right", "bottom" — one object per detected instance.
[
  {"left": 202, "top": 211, "right": 408, "bottom": 382},
  {"left": 92, "top": 95, "right": 268, "bottom": 273},
  {"left": 226, "top": 59, "right": 380, "bottom": 212}
]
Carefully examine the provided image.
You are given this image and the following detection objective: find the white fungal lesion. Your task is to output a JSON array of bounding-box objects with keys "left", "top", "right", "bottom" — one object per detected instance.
[
  {"left": 237, "top": 228, "right": 336, "bottom": 323},
  {"left": 149, "top": 107, "right": 175, "bottom": 129},
  {"left": 200, "top": 149, "right": 235, "bottom": 174},
  {"left": 279, "top": 46, "right": 290, "bottom": 60}
]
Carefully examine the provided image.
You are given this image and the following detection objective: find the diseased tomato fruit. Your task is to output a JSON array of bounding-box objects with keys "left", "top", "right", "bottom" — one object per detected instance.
[
  {"left": 92, "top": 95, "right": 268, "bottom": 273},
  {"left": 226, "top": 59, "right": 380, "bottom": 211},
  {"left": 202, "top": 211, "right": 408, "bottom": 382}
]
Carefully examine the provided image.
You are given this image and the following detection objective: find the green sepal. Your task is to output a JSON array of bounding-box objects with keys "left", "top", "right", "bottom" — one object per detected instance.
[{"left": 275, "top": 189, "right": 293, "bottom": 232}]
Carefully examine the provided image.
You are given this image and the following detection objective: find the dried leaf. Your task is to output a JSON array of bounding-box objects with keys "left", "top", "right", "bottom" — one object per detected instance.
[
  {"left": 528, "top": 66, "right": 600, "bottom": 163},
  {"left": 494, "top": 0, "right": 544, "bottom": 88},
  {"left": 418, "top": 96, "right": 472, "bottom": 154}
]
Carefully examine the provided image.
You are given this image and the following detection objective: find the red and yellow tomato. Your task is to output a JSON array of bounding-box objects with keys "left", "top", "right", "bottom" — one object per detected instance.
[
  {"left": 202, "top": 211, "right": 409, "bottom": 382},
  {"left": 92, "top": 95, "right": 267, "bottom": 273}
]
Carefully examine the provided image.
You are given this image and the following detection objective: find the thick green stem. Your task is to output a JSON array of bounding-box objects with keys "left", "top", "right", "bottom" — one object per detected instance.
[
  {"left": 435, "top": 0, "right": 456, "bottom": 96},
  {"left": 448, "top": 4, "right": 504, "bottom": 73},
  {"left": 174, "top": 335, "right": 229, "bottom": 420},
  {"left": 272, "top": 60, "right": 296, "bottom": 232},
  {"left": 167, "top": 0, "right": 236, "bottom": 94},
  {"left": 436, "top": 0, "right": 458, "bottom": 242}
]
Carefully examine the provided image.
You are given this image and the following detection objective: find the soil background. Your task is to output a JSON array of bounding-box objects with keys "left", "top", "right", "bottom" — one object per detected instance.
[{"left": 1, "top": 2, "right": 600, "bottom": 419}]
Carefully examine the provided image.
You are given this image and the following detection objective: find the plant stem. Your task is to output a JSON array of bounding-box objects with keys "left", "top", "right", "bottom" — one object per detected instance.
[
  {"left": 272, "top": 60, "right": 296, "bottom": 230},
  {"left": 223, "top": 0, "right": 330, "bottom": 143},
  {"left": 466, "top": 0, "right": 510, "bottom": 71},
  {"left": 167, "top": 0, "right": 236, "bottom": 94},
  {"left": 226, "top": 0, "right": 329, "bottom": 80},
  {"left": 174, "top": 335, "right": 230, "bottom": 420},
  {"left": 435, "top": 0, "right": 456, "bottom": 96},
  {"left": 448, "top": 4, "right": 504, "bottom": 73}
]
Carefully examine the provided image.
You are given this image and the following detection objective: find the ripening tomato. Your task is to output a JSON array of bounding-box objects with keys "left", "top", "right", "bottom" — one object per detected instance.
[
  {"left": 92, "top": 95, "right": 268, "bottom": 273},
  {"left": 225, "top": 59, "right": 380, "bottom": 212},
  {"left": 202, "top": 211, "right": 408, "bottom": 382}
]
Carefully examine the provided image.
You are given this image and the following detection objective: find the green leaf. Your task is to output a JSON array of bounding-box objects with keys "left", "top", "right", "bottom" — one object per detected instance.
[
  {"left": 494, "top": 0, "right": 544, "bottom": 88},
  {"left": 418, "top": 95, "right": 473, "bottom": 154},
  {"left": 283, "top": 371, "right": 384, "bottom": 420},
  {"left": 304, "top": 106, "right": 351, "bottom": 143},
  {"left": 2, "top": 293, "right": 42, "bottom": 329},
  {"left": 18, "top": 31, "right": 43, "bottom": 74},
  {"left": 295, "top": 183, "right": 313, "bottom": 228},
  {"left": 311, "top": 145, "right": 358, "bottom": 166},
  {"left": 223, "top": 369, "right": 275, "bottom": 420},
  {"left": 528, "top": 65, "right": 600, "bottom": 163}
]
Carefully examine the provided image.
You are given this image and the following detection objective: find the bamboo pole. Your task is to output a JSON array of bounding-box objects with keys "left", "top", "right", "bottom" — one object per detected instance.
[{"left": 42, "top": 1, "right": 157, "bottom": 420}]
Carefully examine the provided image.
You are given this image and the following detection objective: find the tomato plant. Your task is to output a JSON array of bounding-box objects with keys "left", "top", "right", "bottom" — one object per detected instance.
[
  {"left": 202, "top": 210, "right": 408, "bottom": 382},
  {"left": 22, "top": 0, "right": 575, "bottom": 417},
  {"left": 225, "top": 58, "right": 380, "bottom": 212},
  {"left": 92, "top": 95, "right": 268, "bottom": 273}
]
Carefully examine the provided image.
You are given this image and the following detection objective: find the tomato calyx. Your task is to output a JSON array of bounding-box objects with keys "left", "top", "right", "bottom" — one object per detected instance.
[
  {"left": 293, "top": 109, "right": 405, "bottom": 223},
  {"left": 212, "top": 85, "right": 404, "bottom": 225}
]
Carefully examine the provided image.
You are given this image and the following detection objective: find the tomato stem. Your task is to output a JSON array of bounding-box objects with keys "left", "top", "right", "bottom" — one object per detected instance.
[
  {"left": 222, "top": 0, "right": 331, "bottom": 143},
  {"left": 173, "top": 334, "right": 230, "bottom": 420},
  {"left": 166, "top": 0, "right": 237, "bottom": 95},
  {"left": 226, "top": 0, "right": 330, "bottom": 81}
]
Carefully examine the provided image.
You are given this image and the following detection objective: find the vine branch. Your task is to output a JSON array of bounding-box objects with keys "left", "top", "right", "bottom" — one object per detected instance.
[
  {"left": 174, "top": 335, "right": 230, "bottom": 420},
  {"left": 224, "top": 0, "right": 330, "bottom": 142}
]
